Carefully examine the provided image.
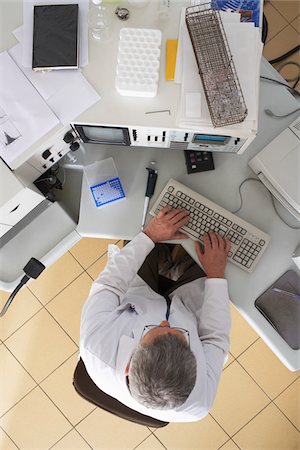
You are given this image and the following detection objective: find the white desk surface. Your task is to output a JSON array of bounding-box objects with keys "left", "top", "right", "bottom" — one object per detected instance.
[
  {"left": 76, "top": 59, "right": 300, "bottom": 371},
  {"left": 2, "top": 1, "right": 300, "bottom": 370}
]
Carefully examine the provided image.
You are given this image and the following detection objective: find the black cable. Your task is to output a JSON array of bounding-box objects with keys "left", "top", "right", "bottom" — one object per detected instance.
[
  {"left": 0, "top": 258, "right": 45, "bottom": 317},
  {"left": 292, "top": 77, "right": 300, "bottom": 89},
  {"left": 0, "top": 275, "right": 29, "bottom": 317},
  {"left": 260, "top": 76, "right": 300, "bottom": 96},
  {"left": 261, "top": 13, "right": 268, "bottom": 45},
  {"left": 232, "top": 178, "right": 300, "bottom": 230},
  {"left": 269, "top": 45, "right": 300, "bottom": 65}
]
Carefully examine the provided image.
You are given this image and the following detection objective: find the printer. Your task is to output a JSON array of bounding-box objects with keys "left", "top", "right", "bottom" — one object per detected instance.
[{"left": 249, "top": 117, "right": 300, "bottom": 221}]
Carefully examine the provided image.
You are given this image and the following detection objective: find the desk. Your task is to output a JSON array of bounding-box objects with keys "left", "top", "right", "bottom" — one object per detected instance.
[
  {"left": 1, "top": 1, "right": 300, "bottom": 370},
  {"left": 75, "top": 60, "right": 300, "bottom": 372}
]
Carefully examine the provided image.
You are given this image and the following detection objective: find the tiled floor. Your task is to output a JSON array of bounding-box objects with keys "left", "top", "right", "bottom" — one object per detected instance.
[
  {"left": 263, "top": 0, "right": 300, "bottom": 93},
  {"left": 0, "top": 236, "right": 299, "bottom": 450},
  {"left": 1, "top": 2, "right": 300, "bottom": 449}
]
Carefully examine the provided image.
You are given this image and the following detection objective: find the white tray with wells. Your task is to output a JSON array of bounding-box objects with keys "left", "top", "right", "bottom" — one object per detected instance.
[{"left": 115, "top": 28, "right": 162, "bottom": 98}]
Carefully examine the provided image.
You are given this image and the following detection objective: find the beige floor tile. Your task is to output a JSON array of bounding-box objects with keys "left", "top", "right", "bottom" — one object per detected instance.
[
  {"left": 51, "top": 429, "right": 91, "bottom": 449},
  {"left": 134, "top": 433, "right": 166, "bottom": 449},
  {"left": 0, "top": 345, "right": 36, "bottom": 416},
  {"left": 5, "top": 309, "right": 77, "bottom": 383},
  {"left": 86, "top": 253, "right": 109, "bottom": 280},
  {"left": 210, "top": 361, "right": 269, "bottom": 436},
  {"left": 224, "top": 352, "right": 235, "bottom": 369},
  {"left": 28, "top": 252, "right": 84, "bottom": 305},
  {"left": 263, "top": 25, "right": 300, "bottom": 62},
  {"left": 274, "top": 378, "right": 300, "bottom": 431},
  {"left": 264, "top": 2, "right": 288, "bottom": 42},
  {"left": 154, "top": 415, "right": 229, "bottom": 450},
  {"left": 291, "top": 15, "right": 300, "bottom": 33},
  {"left": 233, "top": 402, "right": 300, "bottom": 449},
  {"left": 0, "top": 428, "right": 18, "bottom": 450},
  {"left": 46, "top": 272, "right": 93, "bottom": 344},
  {"left": 87, "top": 240, "right": 124, "bottom": 280},
  {"left": 238, "top": 339, "right": 299, "bottom": 399},
  {"left": 1, "top": 387, "right": 72, "bottom": 449},
  {"left": 76, "top": 408, "right": 151, "bottom": 450},
  {"left": 271, "top": 0, "right": 300, "bottom": 22},
  {"left": 219, "top": 439, "right": 240, "bottom": 450},
  {"left": 229, "top": 304, "right": 259, "bottom": 357},
  {"left": 40, "top": 353, "right": 95, "bottom": 426},
  {"left": 0, "top": 287, "right": 42, "bottom": 341},
  {"left": 69, "top": 237, "right": 120, "bottom": 269}
]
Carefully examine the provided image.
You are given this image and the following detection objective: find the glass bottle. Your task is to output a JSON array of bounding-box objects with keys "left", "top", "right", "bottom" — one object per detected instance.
[{"left": 88, "top": 0, "right": 111, "bottom": 41}]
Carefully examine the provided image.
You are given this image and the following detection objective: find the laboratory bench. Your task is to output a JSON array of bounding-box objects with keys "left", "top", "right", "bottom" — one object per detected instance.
[{"left": 0, "top": 0, "right": 299, "bottom": 371}]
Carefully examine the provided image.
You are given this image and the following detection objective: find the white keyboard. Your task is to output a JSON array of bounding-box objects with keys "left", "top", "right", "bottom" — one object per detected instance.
[{"left": 149, "top": 179, "right": 271, "bottom": 273}]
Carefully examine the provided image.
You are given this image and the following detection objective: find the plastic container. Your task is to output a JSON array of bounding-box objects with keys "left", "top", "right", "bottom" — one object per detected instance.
[
  {"left": 157, "top": 0, "right": 170, "bottom": 20},
  {"left": 88, "top": 0, "right": 111, "bottom": 41},
  {"left": 115, "top": 27, "right": 162, "bottom": 98},
  {"left": 84, "top": 157, "right": 126, "bottom": 207},
  {"left": 128, "top": 0, "right": 150, "bottom": 7}
]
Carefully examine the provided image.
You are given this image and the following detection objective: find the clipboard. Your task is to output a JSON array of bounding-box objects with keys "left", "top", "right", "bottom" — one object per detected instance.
[{"left": 255, "top": 270, "right": 300, "bottom": 350}]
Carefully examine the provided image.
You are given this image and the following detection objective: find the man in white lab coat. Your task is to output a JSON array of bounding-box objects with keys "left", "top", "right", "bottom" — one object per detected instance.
[{"left": 80, "top": 207, "right": 231, "bottom": 422}]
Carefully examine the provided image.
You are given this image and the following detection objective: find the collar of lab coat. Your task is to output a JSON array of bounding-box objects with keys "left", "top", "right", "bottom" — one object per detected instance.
[{"left": 115, "top": 313, "right": 145, "bottom": 387}]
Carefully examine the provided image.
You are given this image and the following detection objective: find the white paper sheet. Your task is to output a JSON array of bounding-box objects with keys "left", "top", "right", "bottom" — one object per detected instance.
[
  {"left": 9, "top": 43, "right": 100, "bottom": 125},
  {"left": 22, "top": 0, "right": 89, "bottom": 69},
  {"left": 0, "top": 51, "right": 59, "bottom": 165},
  {"left": 185, "top": 93, "right": 202, "bottom": 118}
]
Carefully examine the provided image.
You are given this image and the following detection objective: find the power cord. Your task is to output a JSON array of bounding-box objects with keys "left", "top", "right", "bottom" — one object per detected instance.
[
  {"left": 268, "top": 45, "right": 300, "bottom": 65},
  {"left": 231, "top": 177, "right": 300, "bottom": 230},
  {"left": 260, "top": 76, "right": 300, "bottom": 97},
  {"left": 266, "top": 45, "right": 300, "bottom": 95},
  {"left": 0, "top": 258, "right": 45, "bottom": 317},
  {"left": 264, "top": 107, "right": 300, "bottom": 118}
]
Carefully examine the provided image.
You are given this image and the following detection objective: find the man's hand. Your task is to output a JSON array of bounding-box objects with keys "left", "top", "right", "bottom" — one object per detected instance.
[
  {"left": 143, "top": 207, "right": 189, "bottom": 243},
  {"left": 195, "top": 231, "right": 231, "bottom": 278}
]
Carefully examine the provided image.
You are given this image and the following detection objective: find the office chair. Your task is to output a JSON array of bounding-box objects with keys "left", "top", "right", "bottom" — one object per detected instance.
[{"left": 73, "top": 358, "right": 169, "bottom": 428}]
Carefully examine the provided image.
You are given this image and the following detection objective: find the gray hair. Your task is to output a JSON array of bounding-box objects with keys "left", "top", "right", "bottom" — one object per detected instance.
[{"left": 128, "top": 333, "right": 197, "bottom": 410}]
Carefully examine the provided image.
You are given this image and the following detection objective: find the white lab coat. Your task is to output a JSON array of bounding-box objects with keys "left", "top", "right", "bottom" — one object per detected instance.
[{"left": 80, "top": 232, "right": 231, "bottom": 422}]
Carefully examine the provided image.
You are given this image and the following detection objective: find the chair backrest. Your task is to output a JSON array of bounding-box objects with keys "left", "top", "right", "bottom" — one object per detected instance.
[{"left": 73, "top": 358, "right": 169, "bottom": 428}]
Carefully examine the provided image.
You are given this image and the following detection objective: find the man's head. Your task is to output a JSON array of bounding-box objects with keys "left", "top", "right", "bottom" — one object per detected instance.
[{"left": 127, "top": 320, "right": 197, "bottom": 410}]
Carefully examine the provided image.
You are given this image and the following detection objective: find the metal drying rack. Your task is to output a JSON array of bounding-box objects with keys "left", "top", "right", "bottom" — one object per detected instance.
[{"left": 185, "top": 3, "right": 248, "bottom": 128}]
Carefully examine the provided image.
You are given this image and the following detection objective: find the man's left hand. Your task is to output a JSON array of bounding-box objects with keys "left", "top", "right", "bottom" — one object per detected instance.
[{"left": 143, "top": 207, "right": 189, "bottom": 243}]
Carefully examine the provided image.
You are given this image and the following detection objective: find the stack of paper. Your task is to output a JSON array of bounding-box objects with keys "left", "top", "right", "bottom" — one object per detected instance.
[
  {"left": 9, "top": 43, "right": 100, "bottom": 126},
  {"left": 175, "top": 8, "right": 263, "bottom": 137},
  {"left": 0, "top": 52, "right": 59, "bottom": 165}
]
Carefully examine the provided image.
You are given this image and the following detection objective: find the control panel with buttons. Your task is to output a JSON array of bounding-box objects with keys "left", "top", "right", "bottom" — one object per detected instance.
[{"left": 184, "top": 150, "right": 214, "bottom": 173}]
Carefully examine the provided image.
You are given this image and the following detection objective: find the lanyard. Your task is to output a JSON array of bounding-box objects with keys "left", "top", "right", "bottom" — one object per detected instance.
[{"left": 165, "top": 295, "right": 171, "bottom": 321}]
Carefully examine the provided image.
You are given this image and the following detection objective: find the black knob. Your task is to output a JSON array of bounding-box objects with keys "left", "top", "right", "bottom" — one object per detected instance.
[
  {"left": 42, "top": 148, "right": 51, "bottom": 159},
  {"left": 70, "top": 142, "right": 80, "bottom": 151},
  {"left": 63, "top": 132, "right": 74, "bottom": 144}
]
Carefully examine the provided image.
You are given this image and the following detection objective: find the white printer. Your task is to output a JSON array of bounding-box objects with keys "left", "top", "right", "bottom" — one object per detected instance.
[{"left": 249, "top": 116, "right": 300, "bottom": 221}]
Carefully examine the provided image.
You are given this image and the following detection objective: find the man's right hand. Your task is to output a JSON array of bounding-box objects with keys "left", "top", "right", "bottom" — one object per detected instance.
[{"left": 195, "top": 231, "right": 231, "bottom": 278}]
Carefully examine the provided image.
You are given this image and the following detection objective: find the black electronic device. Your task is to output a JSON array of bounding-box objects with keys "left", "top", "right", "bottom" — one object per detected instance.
[
  {"left": 184, "top": 150, "right": 214, "bottom": 174},
  {"left": 32, "top": 4, "right": 79, "bottom": 71}
]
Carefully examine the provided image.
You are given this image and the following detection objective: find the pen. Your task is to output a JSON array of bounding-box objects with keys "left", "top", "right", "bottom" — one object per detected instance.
[
  {"left": 141, "top": 167, "right": 158, "bottom": 230},
  {"left": 272, "top": 287, "right": 300, "bottom": 301}
]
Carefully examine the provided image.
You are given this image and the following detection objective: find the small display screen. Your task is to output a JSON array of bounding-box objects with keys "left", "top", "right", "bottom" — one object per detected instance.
[
  {"left": 73, "top": 124, "right": 131, "bottom": 146},
  {"left": 192, "top": 134, "right": 229, "bottom": 145},
  {"left": 83, "top": 126, "right": 125, "bottom": 143}
]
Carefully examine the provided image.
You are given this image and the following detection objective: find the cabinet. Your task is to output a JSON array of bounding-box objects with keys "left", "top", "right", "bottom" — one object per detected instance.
[{"left": 0, "top": 159, "right": 44, "bottom": 237}]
